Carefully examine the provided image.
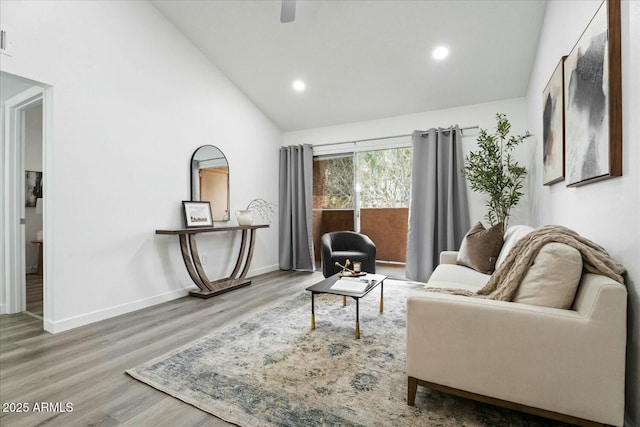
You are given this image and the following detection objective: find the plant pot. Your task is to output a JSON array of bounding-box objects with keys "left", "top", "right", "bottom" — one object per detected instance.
[{"left": 236, "top": 210, "right": 254, "bottom": 226}]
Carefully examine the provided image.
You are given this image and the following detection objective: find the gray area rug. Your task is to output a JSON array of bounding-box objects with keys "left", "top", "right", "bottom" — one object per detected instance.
[{"left": 127, "top": 279, "right": 566, "bottom": 426}]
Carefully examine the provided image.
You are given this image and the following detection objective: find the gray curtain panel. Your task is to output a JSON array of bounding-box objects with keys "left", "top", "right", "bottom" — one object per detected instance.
[
  {"left": 406, "top": 127, "right": 470, "bottom": 282},
  {"left": 278, "top": 144, "right": 315, "bottom": 271}
]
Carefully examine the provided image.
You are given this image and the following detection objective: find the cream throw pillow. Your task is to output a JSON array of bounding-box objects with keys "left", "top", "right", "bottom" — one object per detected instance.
[
  {"left": 495, "top": 225, "right": 534, "bottom": 270},
  {"left": 513, "top": 242, "right": 583, "bottom": 309}
]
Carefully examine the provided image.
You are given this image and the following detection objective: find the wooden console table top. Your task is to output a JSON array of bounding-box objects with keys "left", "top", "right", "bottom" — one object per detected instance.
[{"left": 155, "top": 224, "right": 268, "bottom": 235}]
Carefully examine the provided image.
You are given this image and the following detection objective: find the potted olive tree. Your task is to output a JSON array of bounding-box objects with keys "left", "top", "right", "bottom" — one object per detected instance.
[{"left": 463, "top": 113, "right": 532, "bottom": 233}]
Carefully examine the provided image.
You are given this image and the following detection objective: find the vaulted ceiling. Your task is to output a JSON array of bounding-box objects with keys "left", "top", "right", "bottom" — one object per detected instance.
[{"left": 152, "top": 0, "right": 547, "bottom": 131}]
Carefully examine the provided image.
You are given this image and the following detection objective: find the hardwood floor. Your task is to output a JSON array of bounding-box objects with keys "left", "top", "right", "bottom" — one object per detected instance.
[
  {"left": 25, "top": 274, "right": 43, "bottom": 318},
  {"left": 0, "top": 270, "right": 339, "bottom": 426}
]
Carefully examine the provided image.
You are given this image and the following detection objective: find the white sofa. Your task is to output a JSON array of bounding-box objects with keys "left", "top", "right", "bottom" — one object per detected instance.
[{"left": 406, "top": 227, "right": 627, "bottom": 426}]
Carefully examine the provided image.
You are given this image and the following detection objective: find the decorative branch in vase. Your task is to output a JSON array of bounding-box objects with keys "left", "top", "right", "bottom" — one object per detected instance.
[{"left": 236, "top": 198, "right": 276, "bottom": 226}]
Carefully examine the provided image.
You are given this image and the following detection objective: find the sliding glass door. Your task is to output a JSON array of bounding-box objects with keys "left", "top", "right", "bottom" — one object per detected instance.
[
  {"left": 312, "top": 147, "right": 411, "bottom": 263},
  {"left": 357, "top": 148, "right": 411, "bottom": 262}
]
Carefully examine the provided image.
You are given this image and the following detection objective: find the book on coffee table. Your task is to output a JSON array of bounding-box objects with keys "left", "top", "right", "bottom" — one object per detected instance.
[{"left": 330, "top": 273, "right": 386, "bottom": 293}]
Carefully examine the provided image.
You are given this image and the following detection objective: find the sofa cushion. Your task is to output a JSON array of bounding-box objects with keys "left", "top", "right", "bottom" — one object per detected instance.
[
  {"left": 427, "top": 264, "right": 490, "bottom": 292},
  {"left": 513, "top": 242, "right": 583, "bottom": 309},
  {"left": 456, "top": 222, "right": 504, "bottom": 274},
  {"left": 495, "top": 225, "right": 535, "bottom": 270}
]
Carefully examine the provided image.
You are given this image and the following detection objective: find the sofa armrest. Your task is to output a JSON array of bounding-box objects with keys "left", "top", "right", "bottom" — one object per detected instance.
[
  {"left": 439, "top": 251, "right": 458, "bottom": 265},
  {"left": 406, "top": 289, "right": 626, "bottom": 425}
]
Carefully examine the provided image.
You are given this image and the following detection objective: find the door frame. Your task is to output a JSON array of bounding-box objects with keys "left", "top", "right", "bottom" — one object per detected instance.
[{"left": 2, "top": 86, "right": 44, "bottom": 314}]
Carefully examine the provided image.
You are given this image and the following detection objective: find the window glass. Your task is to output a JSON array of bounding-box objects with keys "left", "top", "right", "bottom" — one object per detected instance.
[
  {"left": 357, "top": 147, "right": 412, "bottom": 208},
  {"left": 313, "top": 155, "right": 354, "bottom": 209}
]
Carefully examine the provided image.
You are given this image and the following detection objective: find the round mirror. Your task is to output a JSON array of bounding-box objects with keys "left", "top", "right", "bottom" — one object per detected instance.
[{"left": 190, "top": 145, "right": 230, "bottom": 221}]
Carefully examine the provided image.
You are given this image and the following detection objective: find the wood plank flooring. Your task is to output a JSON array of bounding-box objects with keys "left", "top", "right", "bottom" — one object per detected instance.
[
  {"left": 25, "top": 274, "right": 43, "bottom": 317},
  {"left": 1, "top": 265, "right": 406, "bottom": 427}
]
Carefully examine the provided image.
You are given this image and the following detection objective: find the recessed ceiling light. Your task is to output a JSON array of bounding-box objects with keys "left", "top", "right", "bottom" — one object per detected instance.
[
  {"left": 292, "top": 80, "right": 306, "bottom": 92},
  {"left": 432, "top": 46, "right": 449, "bottom": 60}
]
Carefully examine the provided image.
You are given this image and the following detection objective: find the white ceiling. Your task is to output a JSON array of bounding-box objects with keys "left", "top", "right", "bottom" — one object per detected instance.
[{"left": 152, "top": 0, "right": 547, "bottom": 131}]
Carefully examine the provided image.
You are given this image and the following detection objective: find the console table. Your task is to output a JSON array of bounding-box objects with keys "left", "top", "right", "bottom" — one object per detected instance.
[{"left": 155, "top": 224, "right": 269, "bottom": 298}]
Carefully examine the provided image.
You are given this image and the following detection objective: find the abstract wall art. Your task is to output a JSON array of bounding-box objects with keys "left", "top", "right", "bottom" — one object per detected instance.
[
  {"left": 563, "top": 0, "right": 622, "bottom": 187},
  {"left": 25, "top": 171, "right": 43, "bottom": 207},
  {"left": 542, "top": 57, "right": 566, "bottom": 185}
]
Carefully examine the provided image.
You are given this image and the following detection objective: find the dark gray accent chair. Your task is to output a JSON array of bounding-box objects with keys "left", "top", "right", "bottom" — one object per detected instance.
[{"left": 321, "top": 231, "right": 377, "bottom": 278}]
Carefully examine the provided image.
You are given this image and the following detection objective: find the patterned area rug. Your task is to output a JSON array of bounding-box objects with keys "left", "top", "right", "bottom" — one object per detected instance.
[{"left": 127, "top": 280, "right": 566, "bottom": 426}]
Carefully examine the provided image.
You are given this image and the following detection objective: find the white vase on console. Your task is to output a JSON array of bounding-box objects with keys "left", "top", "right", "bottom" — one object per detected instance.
[{"left": 236, "top": 210, "right": 254, "bottom": 226}]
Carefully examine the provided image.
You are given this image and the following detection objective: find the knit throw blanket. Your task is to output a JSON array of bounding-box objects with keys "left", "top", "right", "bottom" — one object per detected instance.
[{"left": 427, "top": 225, "right": 626, "bottom": 301}]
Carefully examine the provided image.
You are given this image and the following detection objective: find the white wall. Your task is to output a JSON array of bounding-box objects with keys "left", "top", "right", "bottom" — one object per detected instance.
[
  {"left": 284, "top": 97, "right": 533, "bottom": 228},
  {"left": 24, "top": 103, "right": 43, "bottom": 273},
  {"left": 526, "top": 1, "right": 640, "bottom": 425},
  {"left": 0, "top": 1, "right": 281, "bottom": 332}
]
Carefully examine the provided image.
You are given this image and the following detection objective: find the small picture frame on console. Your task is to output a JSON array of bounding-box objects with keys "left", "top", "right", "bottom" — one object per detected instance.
[{"left": 183, "top": 201, "right": 213, "bottom": 228}]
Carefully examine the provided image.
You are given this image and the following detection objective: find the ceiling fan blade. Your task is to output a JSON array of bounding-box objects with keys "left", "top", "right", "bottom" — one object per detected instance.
[{"left": 280, "top": 0, "right": 296, "bottom": 23}]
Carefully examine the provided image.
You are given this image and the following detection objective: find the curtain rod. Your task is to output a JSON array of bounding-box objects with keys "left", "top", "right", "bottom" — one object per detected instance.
[{"left": 312, "top": 125, "right": 479, "bottom": 147}]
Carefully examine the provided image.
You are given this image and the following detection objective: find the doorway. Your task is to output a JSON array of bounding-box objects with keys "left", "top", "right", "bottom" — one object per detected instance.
[
  {"left": 23, "top": 102, "right": 44, "bottom": 318},
  {"left": 1, "top": 71, "right": 48, "bottom": 321}
]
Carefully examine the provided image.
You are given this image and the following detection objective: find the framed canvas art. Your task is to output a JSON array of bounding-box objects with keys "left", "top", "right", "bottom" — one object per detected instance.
[
  {"left": 183, "top": 201, "right": 213, "bottom": 228},
  {"left": 563, "top": 0, "right": 622, "bottom": 187},
  {"left": 542, "top": 57, "right": 566, "bottom": 185},
  {"left": 25, "top": 171, "right": 43, "bottom": 207}
]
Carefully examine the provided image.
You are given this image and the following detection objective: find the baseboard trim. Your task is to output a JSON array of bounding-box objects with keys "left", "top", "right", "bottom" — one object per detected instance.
[
  {"left": 42, "top": 265, "right": 281, "bottom": 334},
  {"left": 249, "top": 263, "right": 280, "bottom": 276},
  {"left": 43, "top": 287, "right": 192, "bottom": 334}
]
